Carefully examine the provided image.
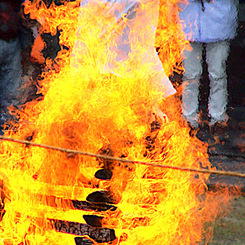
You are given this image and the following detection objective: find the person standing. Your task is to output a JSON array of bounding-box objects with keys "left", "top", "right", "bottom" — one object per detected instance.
[
  {"left": 73, "top": 0, "right": 176, "bottom": 123},
  {"left": 179, "top": 0, "right": 239, "bottom": 131},
  {"left": 0, "top": 0, "right": 24, "bottom": 131}
]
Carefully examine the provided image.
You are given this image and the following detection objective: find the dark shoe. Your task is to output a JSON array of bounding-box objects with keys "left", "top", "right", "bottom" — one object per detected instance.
[{"left": 211, "top": 121, "right": 229, "bottom": 142}]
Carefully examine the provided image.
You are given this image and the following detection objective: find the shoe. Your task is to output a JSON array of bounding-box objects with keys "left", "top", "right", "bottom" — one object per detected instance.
[
  {"left": 209, "top": 113, "right": 229, "bottom": 127},
  {"left": 211, "top": 121, "right": 229, "bottom": 142}
]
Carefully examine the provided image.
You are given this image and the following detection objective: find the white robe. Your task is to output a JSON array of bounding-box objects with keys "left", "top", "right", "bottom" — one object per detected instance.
[{"left": 72, "top": 0, "right": 176, "bottom": 98}]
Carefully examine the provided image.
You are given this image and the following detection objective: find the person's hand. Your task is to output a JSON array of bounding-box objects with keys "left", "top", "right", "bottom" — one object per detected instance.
[{"left": 150, "top": 105, "right": 169, "bottom": 125}]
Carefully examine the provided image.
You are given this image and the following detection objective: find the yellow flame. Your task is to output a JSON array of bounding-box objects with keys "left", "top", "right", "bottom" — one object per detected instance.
[{"left": 0, "top": 0, "right": 234, "bottom": 244}]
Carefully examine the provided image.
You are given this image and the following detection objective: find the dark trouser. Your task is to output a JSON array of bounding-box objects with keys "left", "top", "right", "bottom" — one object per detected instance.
[{"left": 0, "top": 38, "right": 22, "bottom": 124}]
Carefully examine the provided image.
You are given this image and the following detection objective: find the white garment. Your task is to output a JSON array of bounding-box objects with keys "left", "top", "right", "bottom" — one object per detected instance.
[
  {"left": 178, "top": 0, "right": 238, "bottom": 43},
  {"left": 72, "top": 0, "right": 176, "bottom": 98},
  {"left": 182, "top": 41, "right": 230, "bottom": 127}
]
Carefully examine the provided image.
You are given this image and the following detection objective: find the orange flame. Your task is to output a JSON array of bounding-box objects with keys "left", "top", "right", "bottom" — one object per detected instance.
[
  {"left": 0, "top": 1, "right": 234, "bottom": 244},
  {"left": 156, "top": 0, "right": 188, "bottom": 77}
]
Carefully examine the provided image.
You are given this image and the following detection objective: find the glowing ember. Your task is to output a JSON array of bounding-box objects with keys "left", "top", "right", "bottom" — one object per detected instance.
[{"left": 0, "top": 0, "right": 233, "bottom": 244}]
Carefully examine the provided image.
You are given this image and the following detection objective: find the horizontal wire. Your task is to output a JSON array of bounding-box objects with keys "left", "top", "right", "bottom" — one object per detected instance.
[{"left": 0, "top": 136, "right": 244, "bottom": 178}]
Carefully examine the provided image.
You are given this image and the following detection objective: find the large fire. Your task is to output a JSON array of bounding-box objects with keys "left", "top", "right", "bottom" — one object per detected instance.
[{"left": 0, "top": 0, "right": 233, "bottom": 244}]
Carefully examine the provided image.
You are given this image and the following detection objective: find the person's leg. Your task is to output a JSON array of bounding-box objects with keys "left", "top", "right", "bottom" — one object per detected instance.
[
  {"left": 0, "top": 38, "right": 22, "bottom": 126},
  {"left": 181, "top": 42, "right": 203, "bottom": 128},
  {"left": 206, "top": 41, "right": 230, "bottom": 126}
]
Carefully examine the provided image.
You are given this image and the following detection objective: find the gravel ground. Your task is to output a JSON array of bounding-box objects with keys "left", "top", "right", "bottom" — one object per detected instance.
[{"left": 209, "top": 196, "right": 245, "bottom": 245}]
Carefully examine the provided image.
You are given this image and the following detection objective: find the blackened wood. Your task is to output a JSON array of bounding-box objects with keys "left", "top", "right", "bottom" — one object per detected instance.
[
  {"left": 72, "top": 200, "right": 117, "bottom": 212},
  {"left": 74, "top": 237, "right": 94, "bottom": 245},
  {"left": 52, "top": 220, "right": 116, "bottom": 243},
  {"left": 86, "top": 191, "right": 116, "bottom": 204},
  {"left": 83, "top": 215, "right": 103, "bottom": 228},
  {"left": 95, "top": 169, "right": 112, "bottom": 180}
]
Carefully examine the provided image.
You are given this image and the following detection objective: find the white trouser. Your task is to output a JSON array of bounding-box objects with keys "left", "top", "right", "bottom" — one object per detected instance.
[{"left": 182, "top": 41, "right": 230, "bottom": 127}]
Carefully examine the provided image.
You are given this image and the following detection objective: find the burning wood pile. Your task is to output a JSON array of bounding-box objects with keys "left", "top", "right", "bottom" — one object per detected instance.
[{"left": 0, "top": 0, "right": 233, "bottom": 244}]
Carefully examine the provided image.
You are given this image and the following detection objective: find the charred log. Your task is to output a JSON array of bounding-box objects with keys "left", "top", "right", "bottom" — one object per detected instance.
[
  {"left": 94, "top": 169, "right": 112, "bottom": 180},
  {"left": 86, "top": 191, "right": 116, "bottom": 204},
  {"left": 83, "top": 215, "right": 103, "bottom": 228},
  {"left": 51, "top": 220, "right": 116, "bottom": 243},
  {"left": 72, "top": 200, "right": 116, "bottom": 212},
  {"left": 74, "top": 237, "right": 94, "bottom": 245}
]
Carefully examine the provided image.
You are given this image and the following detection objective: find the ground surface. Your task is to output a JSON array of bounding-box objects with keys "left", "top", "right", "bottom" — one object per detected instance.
[
  {"left": 197, "top": 106, "right": 245, "bottom": 245},
  {"left": 210, "top": 196, "right": 245, "bottom": 245},
  {"left": 195, "top": 23, "right": 245, "bottom": 244}
]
